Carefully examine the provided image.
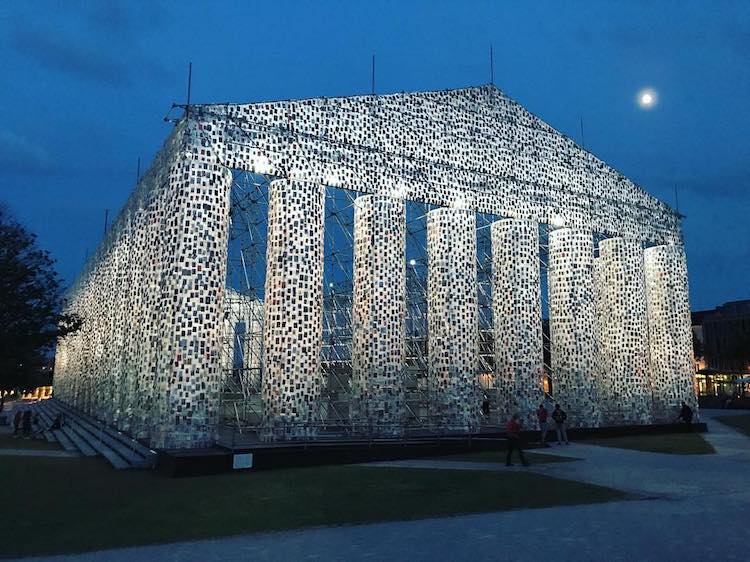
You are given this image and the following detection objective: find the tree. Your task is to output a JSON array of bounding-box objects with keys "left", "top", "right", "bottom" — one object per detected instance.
[{"left": 0, "top": 204, "right": 80, "bottom": 390}]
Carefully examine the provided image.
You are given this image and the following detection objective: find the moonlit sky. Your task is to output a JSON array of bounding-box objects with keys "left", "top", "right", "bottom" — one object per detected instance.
[
  {"left": 638, "top": 88, "right": 657, "bottom": 108},
  {"left": 0, "top": 0, "right": 748, "bottom": 311}
]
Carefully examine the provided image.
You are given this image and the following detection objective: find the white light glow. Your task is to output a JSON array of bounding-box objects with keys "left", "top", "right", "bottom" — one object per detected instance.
[
  {"left": 390, "top": 182, "right": 408, "bottom": 199},
  {"left": 549, "top": 215, "right": 566, "bottom": 228},
  {"left": 637, "top": 88, "right": 658, "bottom": 109}
]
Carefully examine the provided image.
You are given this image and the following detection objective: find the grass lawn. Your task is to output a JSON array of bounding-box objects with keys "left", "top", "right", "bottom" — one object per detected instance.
[
  {"left": 714, "top": 414, "right": 750, "bottom": 437},
  {"left": 0, "top": 455, "right": 627, "bottom": 559},
  {"left": 432, "top": 450, "right": 579, "bottom": 464},
  {"left": 0, "top": 431, "right": 59, "bottom": 450},
  {"left": 585, "top": 432, "right": 715, "bottom": 455}
]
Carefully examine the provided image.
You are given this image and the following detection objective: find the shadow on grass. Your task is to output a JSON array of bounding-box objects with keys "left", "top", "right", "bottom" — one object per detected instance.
[{"left": 0, "top": 455, "right": 627, "bottom": 559}]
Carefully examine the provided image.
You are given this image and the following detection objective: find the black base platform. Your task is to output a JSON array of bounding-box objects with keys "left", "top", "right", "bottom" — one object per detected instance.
[{"left": 157, "top": 421, "right": 706, "bottom": 477}]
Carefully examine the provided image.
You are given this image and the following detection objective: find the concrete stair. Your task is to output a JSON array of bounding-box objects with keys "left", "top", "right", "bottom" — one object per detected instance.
[{"left": 30, "top": 399, "right": 157, "bottom": 470}]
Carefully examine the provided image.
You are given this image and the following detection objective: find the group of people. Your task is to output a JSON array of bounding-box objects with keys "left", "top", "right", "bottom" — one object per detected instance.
[
  {"left": 11, "top": 408, "right": 37, "bottom": 437},
  {"left": 10, "top": 407, "right": 64, "bottom": 438},
  {"left": 505, "top": 403, "right": 570, "bottom": 466},
  {"left": 536, "top": 403, "right": 570, "bottom": 446},
  {"left": 505, "top": 401, "right": 697, "bottom": 466}
]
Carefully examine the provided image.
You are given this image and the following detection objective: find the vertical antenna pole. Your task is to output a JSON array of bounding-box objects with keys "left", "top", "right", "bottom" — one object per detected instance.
[
  {"left": 186, "top": 62, "right": 192, "bottom": 118},
  {"left": 490, "top": 44, "right": 494, "bottom": 85},
  {"left": 103, "top": 209, "right": 109, "bottom": 237},
  {"left": 580, "top": 115, "right": 585, "bottom": 149},
  {"left": 136, "top": 157, "right": 141, "bottom": 184},
  {"left": 674, "top": 184, "right": 680, "bottom": 213},
  {"left": 371, "top": 54, "right": 375, "bottom": 95}
]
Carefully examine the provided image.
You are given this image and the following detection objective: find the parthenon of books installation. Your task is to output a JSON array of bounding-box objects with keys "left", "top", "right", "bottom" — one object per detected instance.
[{"left": 53, "top": 85, "right": 697, "bottom": 449}]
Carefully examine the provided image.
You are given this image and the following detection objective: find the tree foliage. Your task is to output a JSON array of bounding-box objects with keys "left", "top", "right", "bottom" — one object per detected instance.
[{"left": 0, "top": 204, "right": 81, "bottom": 390}]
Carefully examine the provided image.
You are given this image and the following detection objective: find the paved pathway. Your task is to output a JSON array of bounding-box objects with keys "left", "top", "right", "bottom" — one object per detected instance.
[
  {"left": 0, "top": 448, "right": 78, "bottom": 458},
  {"left": 368, "top": 410, "right": 750, "bottom": 498},
  {"left": 16, "top": 411, "right": 750, "bottom": 562}
]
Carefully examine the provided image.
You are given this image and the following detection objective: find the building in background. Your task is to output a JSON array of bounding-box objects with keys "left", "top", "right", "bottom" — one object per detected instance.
[{"left": 693, "top": 300, "right": 750, "bottom": 407}]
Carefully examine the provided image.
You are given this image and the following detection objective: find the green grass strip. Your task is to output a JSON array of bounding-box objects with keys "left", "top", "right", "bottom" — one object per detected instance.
[{"left": 0, "top": 455, "right": 627, "bottom": 558}]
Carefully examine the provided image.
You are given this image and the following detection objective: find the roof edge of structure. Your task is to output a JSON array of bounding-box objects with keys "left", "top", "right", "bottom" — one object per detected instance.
[
  {"left": 181, "top": 83, "right": 681, "bottom": 220},
  {"left": 183, "top": 83, "right": 502, "bottom": 109}
]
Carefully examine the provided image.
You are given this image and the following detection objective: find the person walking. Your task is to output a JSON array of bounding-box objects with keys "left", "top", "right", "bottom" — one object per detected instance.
[
  {"left": 678, "top": 401, "right": 694, "bottom": 430},
  {"left": 505, "top": 413, "right": 530, "bottom": 467},
  {"left": 552, "top": 403, "right": 569, "bottom": 445},
  {"left": 537, "top": 403, "right": 549, "bottom": 446},
  {"left": 21, "top": 409, "right": 32, "bottom": 437}
]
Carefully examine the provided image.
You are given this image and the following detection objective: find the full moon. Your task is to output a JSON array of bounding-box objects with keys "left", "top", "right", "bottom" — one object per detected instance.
[{"left": 637, "top": 88, "right": 658, "bottom": 109}]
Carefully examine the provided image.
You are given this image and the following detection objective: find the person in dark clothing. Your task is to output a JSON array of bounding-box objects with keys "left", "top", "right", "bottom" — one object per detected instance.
[
  {"left": 537, "top": 403, "right": 549, "bottom": 446},
  {"left": 48, "top": 413, "right": 64, "bottom": 431},
  {"left": 21, "top": 409, "right": 32, "bottom": 437},
  {"left": 678, "top": 402, "right": 694, "bottom": 430},
  {"left": 12, "top": 410, "right": 22, "bottom": 435},
  {"left": 506, "top": 413, "right": 530, "bottom": 467},
  {"left": 481, "top": 394, "right": 490, "bottom": 417},
  {"left": 552, "top": 404, "right": 569, "bottom": 445}
]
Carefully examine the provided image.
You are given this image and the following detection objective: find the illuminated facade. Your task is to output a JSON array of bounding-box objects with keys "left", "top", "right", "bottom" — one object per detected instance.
[
  {"left": 643, "top": 245, "right": 698, "bottom": 419},
  {"left": 548, "top": 228, "right": 601, "bottom": 427},
  {"left": 351, "top": 195, "right": 407, "bottom": 433},
  {"left": 426, "top": 207, "right": 479, "bottom": 431},
  {"left": 53, "top": 85, "right": 695, "bottom": 448},
  {"left": 491, "top": 218, "right": 544, "bottom": 429},
  {"left": 594, "top": 238, "right": 654, "bottom": 424}
]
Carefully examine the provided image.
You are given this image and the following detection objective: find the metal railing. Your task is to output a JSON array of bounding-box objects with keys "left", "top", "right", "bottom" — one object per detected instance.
[{"left": 217, "top": 413, "right": 499, "bottom": 448}]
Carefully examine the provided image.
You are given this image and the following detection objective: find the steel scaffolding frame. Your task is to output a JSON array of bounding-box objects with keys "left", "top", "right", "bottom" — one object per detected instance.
[{"left": 220, "top": 170, "right": 546, "bottom": 438}]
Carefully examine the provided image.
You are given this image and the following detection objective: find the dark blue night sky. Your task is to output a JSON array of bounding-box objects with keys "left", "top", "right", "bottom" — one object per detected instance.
[{"left": 1, "top": 0, "right": 747, "bottom": 311}]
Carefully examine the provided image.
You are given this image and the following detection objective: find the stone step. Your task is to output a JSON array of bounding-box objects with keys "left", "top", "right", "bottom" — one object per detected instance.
[
  {"left": 52, "top": 429, "right": 77, "bottom": 452},
  {"left": 60, "top": 426, "right": 98, "bottom": 457}
]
